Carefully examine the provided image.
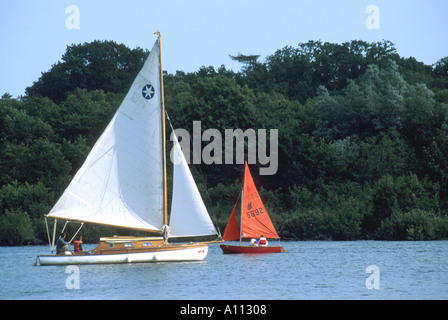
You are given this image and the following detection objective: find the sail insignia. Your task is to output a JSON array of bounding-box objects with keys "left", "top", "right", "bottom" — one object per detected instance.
[{"left": 142, "top": 84, "right": 155, "bottom": 100}]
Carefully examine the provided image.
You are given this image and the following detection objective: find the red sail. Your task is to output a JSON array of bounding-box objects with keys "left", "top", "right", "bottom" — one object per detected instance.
[
  {"left": 241, "top": 163, "right": 279, "bottom": 239},
  {"left": 222, "top": 203, "right": 240, "bottom": 241}
]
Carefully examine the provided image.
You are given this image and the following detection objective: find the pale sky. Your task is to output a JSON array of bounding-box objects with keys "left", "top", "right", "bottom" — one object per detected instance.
[{"left": 1, "top": 0, "right": 447, "bottom": 97}]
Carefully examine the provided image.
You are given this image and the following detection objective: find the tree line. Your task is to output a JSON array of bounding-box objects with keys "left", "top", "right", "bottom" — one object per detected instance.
[{"left": 1, "top": 39, "right": 448, "bottom": 245}]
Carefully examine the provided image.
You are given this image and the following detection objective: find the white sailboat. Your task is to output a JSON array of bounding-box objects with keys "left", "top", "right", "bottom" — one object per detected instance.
[{"left": 37, "top": 32, "right": 219, "bottom": 266}]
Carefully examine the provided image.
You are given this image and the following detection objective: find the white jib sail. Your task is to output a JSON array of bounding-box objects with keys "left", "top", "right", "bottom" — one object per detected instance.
[
  {"left": 47, "top": 40, "right": 164, "bottom": 232},
  {"left": 168, "top": 132, "right": 218, "bottom": 239}
]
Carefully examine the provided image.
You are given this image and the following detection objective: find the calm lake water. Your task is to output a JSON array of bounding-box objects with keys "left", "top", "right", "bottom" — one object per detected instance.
[{"left": 0, "top": 241, "right": 447, "bottom": 300}]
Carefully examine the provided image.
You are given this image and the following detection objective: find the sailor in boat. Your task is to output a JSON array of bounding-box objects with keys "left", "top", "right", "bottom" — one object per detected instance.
[
  {"left": 56, "top": 233, "right": 70, "bottom": 255},
  {"left": 74, "top": 235, "right": 83, "bottom": 253},
  {"left": 250, "top": 238, "right": 259, "bottom": 246},
  {"left": 259, "top": 235, "right": 268, "bottom": 247}
]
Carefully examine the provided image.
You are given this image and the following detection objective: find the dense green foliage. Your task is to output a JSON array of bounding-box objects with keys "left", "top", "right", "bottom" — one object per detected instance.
[{"left": 1, "top": 39, "right": 448, "bottom": 245}]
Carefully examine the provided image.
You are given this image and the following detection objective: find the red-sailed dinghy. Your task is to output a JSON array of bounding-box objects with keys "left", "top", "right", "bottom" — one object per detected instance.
[{"left": 219, "top": 163, "right": 286, "bottom": 254}]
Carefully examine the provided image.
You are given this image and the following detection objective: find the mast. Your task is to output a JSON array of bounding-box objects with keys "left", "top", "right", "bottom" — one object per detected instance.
[
  {"left": 240, "top": 188, "right": 243, "bottom": 244},
  {"left": 239, "top": 163, "right": 246, "bottom": 244},
  {"left": 155, "top": 30, "right": 168, "bottom": 227}
]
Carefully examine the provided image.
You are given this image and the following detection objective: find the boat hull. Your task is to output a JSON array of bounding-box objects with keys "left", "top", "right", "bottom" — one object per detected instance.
[
  {"left": 37, "top": 237, "right": 209, "bottom": 265},
  {"left": 220, "top": 244, "right": 286, "bottom": 254},
  {"left": 37, "top": 245, "right": 208, "bottom": 265}
]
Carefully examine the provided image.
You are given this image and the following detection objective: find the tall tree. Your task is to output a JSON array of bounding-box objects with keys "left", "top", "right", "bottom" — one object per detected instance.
[{"left": 26, "top": 41, "right": 148, "bottom": 103}]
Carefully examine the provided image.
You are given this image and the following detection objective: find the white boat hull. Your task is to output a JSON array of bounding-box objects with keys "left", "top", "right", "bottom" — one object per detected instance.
[{"left": 37, "top": 245, "right": 208, "bottom": 266}]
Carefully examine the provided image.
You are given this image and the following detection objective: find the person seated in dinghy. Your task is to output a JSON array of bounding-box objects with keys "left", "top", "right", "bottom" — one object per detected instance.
[
  {"left": 259, "top": 235, "right": 268, "bottom": 247},
  {"left": 250, "top": 238, "right": 259, "bottom": 246},
  {"left": 74, "top": 235, "right": 83, "bottom": 253},
  {"left": 56, "top": 233, "right": 70, "bottom": 255}
]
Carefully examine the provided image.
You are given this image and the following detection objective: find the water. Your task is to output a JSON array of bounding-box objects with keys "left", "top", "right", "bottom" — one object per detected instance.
[{"left": 1, "top": 241, "right": 447, "bottom": 300}]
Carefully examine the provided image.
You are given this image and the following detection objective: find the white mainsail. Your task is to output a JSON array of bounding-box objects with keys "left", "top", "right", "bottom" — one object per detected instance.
[
  {"left": 47, "top": 37, "right": 218, "bottom": 240},
  {"left": 47, "top": 40, "right": 164, "bottom": 232},
  {"left": 168, "top": 133, "right": 218, "bottom": 239}
]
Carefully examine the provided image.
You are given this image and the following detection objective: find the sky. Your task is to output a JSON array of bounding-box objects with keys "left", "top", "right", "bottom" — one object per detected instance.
[{"left": 1, "top": 0, "right": 447, "bottom": 98}]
